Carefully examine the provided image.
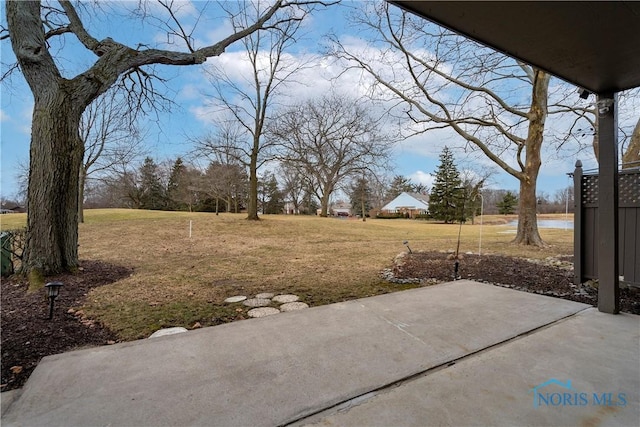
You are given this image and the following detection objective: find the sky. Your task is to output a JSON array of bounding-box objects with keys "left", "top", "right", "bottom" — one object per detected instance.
[{"left": 1, "top": 1, "right": 636, "bottom": 203}]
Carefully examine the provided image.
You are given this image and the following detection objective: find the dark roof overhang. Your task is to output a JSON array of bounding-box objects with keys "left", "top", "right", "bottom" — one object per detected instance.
[{"left": 390, "top": 1, "right": 640, "bottom": 94}]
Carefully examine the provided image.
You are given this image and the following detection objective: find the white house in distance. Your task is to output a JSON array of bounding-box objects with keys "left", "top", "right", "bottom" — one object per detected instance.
[{"left": 380, "top": 192, "right": 430, "bottom": 218}]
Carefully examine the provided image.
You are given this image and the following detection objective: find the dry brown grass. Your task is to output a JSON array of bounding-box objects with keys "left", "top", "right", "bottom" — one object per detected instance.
[{"left": 2, "top": 210, "right": 574, "bottom": 340}]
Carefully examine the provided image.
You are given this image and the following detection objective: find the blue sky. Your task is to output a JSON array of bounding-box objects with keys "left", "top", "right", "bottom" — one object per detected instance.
[{"left": 1, "top": 1, "right": 634, "bottom": 202}]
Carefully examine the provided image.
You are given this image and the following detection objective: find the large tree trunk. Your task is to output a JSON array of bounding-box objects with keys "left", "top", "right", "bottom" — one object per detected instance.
[
  {"left": 622, "top": 117, "right": 640, "bottom": 169},
  {"left": 23, "top": 87, "right": 84, "bottom": 277},
  {"left": 319, "top": 192, "right": 330, "bottom": 217},
  {"left": 513, "top": 175, "right": 544, "bottom": 245},
  {"left": 512, "top": 70, "right": 548, "bottom": 246},
  {"left": 246, "top": 136, "right": 260, "bottom": 220}
]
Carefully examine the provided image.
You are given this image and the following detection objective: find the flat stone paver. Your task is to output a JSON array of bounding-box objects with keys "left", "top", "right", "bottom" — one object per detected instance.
[
  {"left": 2, "top": 281, "right": 599, "bottom": 427},
  {"left": 280, "top": 302, "right": 309, "bottom": 312},
  {"left": 242, "top": 298, "right": 272, "bottom": 307},
  {"left": 224, "top": 296, "right": 247, "bottom": 303},
  {"left": 148, "top": 327, "right": 188, "bottom": 339},
  {"left": 255, "top": 293, "right": 275, "bottom": 299},
  {"left": 273, "top": 294, "right": 299, "bottom": 303},
  {"left": 247, "top": 307, "right": 280, "bottom": 318}
]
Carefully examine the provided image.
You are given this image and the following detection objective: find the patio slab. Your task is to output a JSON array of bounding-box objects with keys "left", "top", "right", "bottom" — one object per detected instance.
[
  {"left": 1, "top": 281, "right": 598, "bottom": 427},
  {"left": 300, "top": 308, "right": 640, "bottom": 426}
]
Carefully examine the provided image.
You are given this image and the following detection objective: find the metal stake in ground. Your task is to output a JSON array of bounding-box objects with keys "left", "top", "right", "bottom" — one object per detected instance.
[{"left": 453, "top": 188, "right": 467, "bottom": 280}]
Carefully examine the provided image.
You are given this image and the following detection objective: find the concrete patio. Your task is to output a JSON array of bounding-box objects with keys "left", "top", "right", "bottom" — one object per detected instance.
[{"left": 2, "top": 280, "right": 638, "bottom": 426}]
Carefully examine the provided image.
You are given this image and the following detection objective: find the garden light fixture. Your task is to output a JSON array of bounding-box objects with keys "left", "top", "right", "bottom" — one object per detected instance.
[
  {"left": 403, "top": 240, "right": 412, "bottom": 254},
  {"left": 45, "top": 281, "right": 63, "bottom": 320}
]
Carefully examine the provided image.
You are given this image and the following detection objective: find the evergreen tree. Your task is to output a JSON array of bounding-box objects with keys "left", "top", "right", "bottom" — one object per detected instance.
[
  {"left": 428, "top": 146, "right": 463, "bottom": 223},
  {"left": 167, "top": 158, "right": 202, "bottom": 212},
  {"left": 139, "top": 157, "right": 166, "bottom": 210},
  {"left": 301, "top": 187, "right": 319, "bottom": 215},
  {"left": 386, "top": 175, "right": 415, "bottom": 200},
  {"left": 349, "top": 176, "right": 372, "bottom": 218},
  {"left": 259, "top": 172, "right": 285, "bottom": 214},
  {"left": 497, "top": 191, "right": 518, "bottom": 215},
  {"left": 167, "top": 157, "right": 187, "bottom": 210}
]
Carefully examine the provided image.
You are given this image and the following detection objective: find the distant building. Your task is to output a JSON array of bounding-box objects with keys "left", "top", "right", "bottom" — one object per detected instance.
[
  {"left": 283, "top": 201, "right": 299, "bottom": 215},
  {"left": 380, "top": 192, "right": 430, "bottom": 218},
  {"left": 330, "top": 201, "right": 352, "bottom": 217},
  {"left": 0, "top": 204, "right": 26, "bottom": 214}
]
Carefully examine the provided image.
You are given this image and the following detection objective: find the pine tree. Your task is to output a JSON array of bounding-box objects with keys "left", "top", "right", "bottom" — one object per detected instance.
[
  {"left": 167, "top": 158, "right": 202, "bottom": 212},
  {"left": 497, "top": 191, "right": 518, "bottom": 215},
  {"left": 139, "top": 157, "right": 166, "bottom": 210},
  {"left": 429, "top": 146, "right": 463, "bottom": 223},
  {"left": 386, "top": 175, "right": 415, "bottom": 200},
  {"left": 349, "top": 176, "right": 372, "bottom": 218},
  {"left": 259, "top": 172, "right": 285, "bottom": 214},
  {"left": 167, "top": 158, "right": 187, "bottom": 210}
]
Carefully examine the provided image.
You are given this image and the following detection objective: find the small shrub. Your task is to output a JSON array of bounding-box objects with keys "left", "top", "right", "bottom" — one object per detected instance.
[
  {"left": 413, "top": 214, "right": 431, "bottom": 220},
  {"left": 376, "top": 212, "right": 406, "bottom": 219}
]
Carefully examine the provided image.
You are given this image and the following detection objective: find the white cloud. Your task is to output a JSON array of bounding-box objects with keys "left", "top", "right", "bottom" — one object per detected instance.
[
  {"left": 188, "top": 47, "right": 379, "bottom": 126},
  {"left": 0, "top": 109, "right": 7, "bottom": 122},
  {"left": 408, "top": 170, "right": 435, "bottom": 188}
]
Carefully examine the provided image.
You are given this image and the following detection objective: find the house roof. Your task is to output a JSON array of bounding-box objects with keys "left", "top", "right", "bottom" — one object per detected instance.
[
  {"left": 331, "top": 201, "right": 352, "bottom": 210},
  {"left": 408, "top": 192, "right": 429, "bottom": 204},
  {"left": 390, "top": 1, "right": 640, "bottom": 94},
  {"left": 382, "top": 192, "right": 430, "bottom": 211}
]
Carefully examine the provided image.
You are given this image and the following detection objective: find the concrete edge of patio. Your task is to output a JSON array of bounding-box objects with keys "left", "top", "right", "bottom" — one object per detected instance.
[{"left": 2, "top": 280, "right": 608, "bottom": 427}]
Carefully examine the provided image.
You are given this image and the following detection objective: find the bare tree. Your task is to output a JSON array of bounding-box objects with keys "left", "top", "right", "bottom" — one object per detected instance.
[
  {"left": 622, "top": 117, "right": 640, "bottom": 169},
  {"left": 278, "top": 162, "right": 306, "bottom": 214},
  {"left": 553, "top": 88, "right": 640, "bottom": 168},
  {"left": 3, "top": 0, "right": 326, "bottom": 277},
  {"left": 271, "top": 94, "right": 392, "bottom": 216},
  {"left": 79, "top": 88, "right": 145, "bottom": 222},
  {"left": 198, "top": 0, "right": 323, "bottom": 220},
  {"left": 330, "top": 3, "right": 577, "bottom": 246},
  {"left": 202, "top": 160, "right": 248, "bottom": 214}
]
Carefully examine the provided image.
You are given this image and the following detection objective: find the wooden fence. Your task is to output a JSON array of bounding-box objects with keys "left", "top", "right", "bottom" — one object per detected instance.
[{"left": 573, "top": 162, "right": 640, "bottom": 287}]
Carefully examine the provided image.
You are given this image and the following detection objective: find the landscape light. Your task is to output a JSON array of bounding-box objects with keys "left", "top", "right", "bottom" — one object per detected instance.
[
  {"left": 403, "top": 240, "right": 412, "bottom": 254},
  {"left": 44, "top": 281, "right": 63, "bottom": 320}
]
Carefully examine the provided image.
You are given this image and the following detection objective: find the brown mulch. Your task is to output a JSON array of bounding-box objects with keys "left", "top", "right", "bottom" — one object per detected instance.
[
  {"left": 1, "top": 260, "right": 132, "bottom": 392},
  {"left": 392, "top": 251, "right": 640, "bottom": 315}
]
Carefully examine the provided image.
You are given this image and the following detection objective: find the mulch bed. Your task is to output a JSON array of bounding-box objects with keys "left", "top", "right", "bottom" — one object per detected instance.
[
  {"left": 391, "top": 251, "right": 640, "bottom": 314},
  {"left": 2, "top": 253, "right": 639, "bottom": 394},
  {"left": 1, "top": 260, "right": 132, "bottom": 392}
]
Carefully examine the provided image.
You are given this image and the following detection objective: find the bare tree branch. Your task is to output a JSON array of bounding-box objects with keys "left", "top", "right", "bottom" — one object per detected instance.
[{"left": 270, "top": 93, "right": 393, "bottom": 217}]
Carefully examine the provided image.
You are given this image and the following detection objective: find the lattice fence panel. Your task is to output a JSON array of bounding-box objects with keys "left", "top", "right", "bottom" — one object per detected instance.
[
  {"left": 619, "top": 172, "right": 640, "bottom": 206},
  {"left": 581, "top": 175, "right": 598, "bottom": 205}
]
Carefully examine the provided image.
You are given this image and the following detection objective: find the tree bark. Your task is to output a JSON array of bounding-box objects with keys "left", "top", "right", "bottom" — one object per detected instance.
[
  {"left": 23, "top": 85, "right": 84, "bottom": 275},
  {"left": 247, "top": 146, "right": 260, "bottom": 220},
  {"left": 513, "top": 175, "right": 544, "bottom": 245},
  {"left": 512, "top": 70, "right": 548, "bottom": 246},
  {"left": 320, "top": 190, "right": 331, "bottom": 217},
  {"left": 622, "top": 117, "right": 640, "bottom": 169}
]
